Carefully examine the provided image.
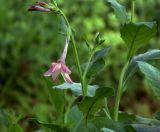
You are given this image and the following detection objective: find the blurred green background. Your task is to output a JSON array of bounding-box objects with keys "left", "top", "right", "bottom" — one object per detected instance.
[{"left": 0, "top": 0, "right": 160, "bottom": 131}]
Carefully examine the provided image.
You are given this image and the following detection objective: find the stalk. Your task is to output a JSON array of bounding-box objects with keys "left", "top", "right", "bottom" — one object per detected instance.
[
  {"left": 131, "top": 0, "right": 135, "bottom": 22},
  {"left": 59, "top": 11, "right": 87, "bottom": 97}
]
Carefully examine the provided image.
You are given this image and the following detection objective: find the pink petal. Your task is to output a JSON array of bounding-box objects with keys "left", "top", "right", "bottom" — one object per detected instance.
[
  {"left": 51, "top": 70, "right": 60, "bottom": 80},
  {"left": 43, "top": 63, "right": 58, "bottom": 76},
  {"left": 62, "top": 73, "right": 73, "bottom": 83},
  {"left": 61, "top": 63, "right": 71, "bottom": 74}
]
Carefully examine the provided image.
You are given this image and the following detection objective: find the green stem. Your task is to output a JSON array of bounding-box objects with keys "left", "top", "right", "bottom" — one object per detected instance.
[
  {"left": 113, "top": 61, "right": 129, "bottom": 121},
  {"left": 60, "top": 11, "right": 86, "bottom": 97},
  {"left": 131, "top": 0, "right": 135, "bottom": 22}
]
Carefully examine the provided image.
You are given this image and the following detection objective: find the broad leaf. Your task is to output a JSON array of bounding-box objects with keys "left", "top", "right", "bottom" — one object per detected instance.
[
  {"left": 67, "top": 106, "right": 83, "bottom": 131},
  {"left": 123, "top": 49, "right": 160, "bottom": 87},
  {"left": 78, "top": 87, "right": 114, "bottom": 121},
  {"left": 101, "top": 128, "right": 116, "bottom": 132},
  {"left": 107, "top": 0, "right": 128, "bottom": 25},
  {"left": 76, "top": 117, "right": 126, "bottom": 132},
  {"left": 138, "top": 61, "right": 160, "bottom": 97},
  {"left": 120, "top": 22, "right": 157, "bottom": 59},
  {"left": 53, "top": 82, "right": 98, "bottom": 97},
  {"left": 43, "top": 77, "right": 65, "bottom": 115},
  {"left": 32, "top": 118, "right": 69, "bottom": 132},
  {"left": 131, "top": 124, "right": 160, "bottom": 132}
]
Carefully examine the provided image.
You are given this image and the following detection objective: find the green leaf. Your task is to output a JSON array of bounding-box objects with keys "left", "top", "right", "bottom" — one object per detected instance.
[
  {"left": 88, "top": 58, "right": 106, "bottom": 77},
  {"left": 101, "top": 128, "right": 116, "bottom": 132},
  {"left": 107, "top": 0, "right": 128, "bottom": 25},
  {"left": 43, "top": 77, "right": 65, "bottom": 115},
  {"left": 138, "top": 61, "right": 160, "bottom": 97},
  {"left": 0, "top": 109, "right": 11, "bottom": 127},
  {"left": 131, "top": 124, "right": 160, "bottom": 132},
  {"left": 92, "top": 46, "right": 111, "bottom": 63},
  {"left": 123, "top": 49, "right": 160, "bottom": 88},
  {"left": 32, "top": 118, "right": 69, "bottom": 132},
  {"left": 67, "top": 106, "right": 83, "bottom": 131},
  {"left": 120, "top": 22, "right": 157, "bottom": 59},
  {"left": 154, "top": 111, "right": 160, "bottom": 120},
  {"left": 76, "top": 117, "right": 126, "bottom": 132},
  {"left": 78, "top": 87, "right": 114, "bottom": 121},
  {"left": 8, "top": 124, "right": 24, "bottom": 132},
  {"left": 53, "top": 82, "right": 98, "bottom": 97}
]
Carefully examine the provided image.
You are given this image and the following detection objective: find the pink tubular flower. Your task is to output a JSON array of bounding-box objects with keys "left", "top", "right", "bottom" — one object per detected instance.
[
  {"left": 44, "top": 60, "right": 73, "bottom": 83},
  {"left": 44, "top": 38, "right": 73, "bottom": 83}
]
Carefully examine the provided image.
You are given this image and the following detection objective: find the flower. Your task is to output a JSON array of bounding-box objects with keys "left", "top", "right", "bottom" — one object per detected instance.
[
  {"left": 28, "top": 1, "right": 51, "bottom": 12},
  {"left": 44, "top": 60, "right": 73, "bottom": 83},
  {"left": 44, "top": 38, "right": 73, "bottom": 83}
]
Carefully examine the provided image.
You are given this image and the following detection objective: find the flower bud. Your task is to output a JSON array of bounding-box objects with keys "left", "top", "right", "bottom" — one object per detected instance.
[{"left": 28, "top": 5, "right": 51, "bottom": 12}]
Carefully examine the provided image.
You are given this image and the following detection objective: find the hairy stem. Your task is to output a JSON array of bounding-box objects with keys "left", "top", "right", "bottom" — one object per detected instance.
[{"left": 60, "top": 11, "right": 87, "bottom": 97}]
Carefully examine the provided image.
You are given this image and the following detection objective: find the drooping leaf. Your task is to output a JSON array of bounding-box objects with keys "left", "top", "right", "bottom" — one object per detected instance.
[
  {"left": 78, "top": 87, "right": 114, "bottom": 121},
  {"left": 123, "top": 49, "right": 160, "bottom": 88},
  {"left": 32, "top": 118, "right": 69, "bottom": 132},
  {"left": 8, "top": 124, "right": 24, "bottom": 132},
  {"left": 53, "top": 82, "right": 98, "bottom": 97},
  {"left": 137, "top": 61, "right": 160, "bottom": 97},
  {"left": 120, "top": 22, "right": 157, "bottom": 59},
  {"left": 107, "top": 0, "right": 128, "bottom": 25}
]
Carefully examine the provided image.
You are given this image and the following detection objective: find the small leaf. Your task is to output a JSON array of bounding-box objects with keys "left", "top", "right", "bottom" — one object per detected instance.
[
  {"left": 121, "top": 22, "right": 157, "bottom": 59},
  {"left": 123, "top": 49, "right": 160, "bottom": 87},
  {"left": 88, "top": 58, "right": 106, "bottom": 77},
  {"left": 107, "top": 0, "right": 128, "bottom": 25},
  {"left": 78, "top": 87, "right": 114, "bottom": 121},
  {"left": 53, "top": 82, "right": 98, "bottom": 97},
  {"left": 138, "top": 61, "right": 160, "bottom": 97},
  {"left": 32, "top": 118, "right": 69, "bottom": 132},
  {"left": 92, "top": 46, "right": 111, "bottom": 63}
]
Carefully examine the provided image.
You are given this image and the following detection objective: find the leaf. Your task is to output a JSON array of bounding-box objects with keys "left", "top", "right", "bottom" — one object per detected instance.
[
  {"left": 120, "top": 22, "right": 157, "bottom": 59},
  {"left": 43, "top": 77, "right": 65, "bottom": 115},
  {"left": 67, "top": 106, "right": 83, "bottom": 131},
  {"left": 8, "top": 124, "right": 24, "bottom": 132},
  {"left": 123, "top": 49, "right": 160, "bottom": 88},
  {"left": 107, "top": 0, "right": 128, "bottom": 25},
  {"left": 154, "top": 111, "right": 160, "bottom": 120},
  {"left": 131, "top": 124, "right": 160, "bottom": 132},
  {"left": 76, "top": 117, "right": 126, "bottom": 132},
  {"left": 101, "top": 128, "right": 116, "bottom": 132},
  {"left": 53, "top": 82, "right": 98, "bottom": 97},
  {"left": 137, "top": 61, "right": 160, "bottom": 97},
  {"left": 32, "top": 118, "right": 69, "bottom": 132},
  {"left": 0, "top": 109, "right": 11, "bottom": 127},
  {"left": 92, "top": 46, "right": 111, "bottom": 63},
  {"left": 78, "top": 87, "right": 114, "bottom": 121},
  {"left": 87, "top": 58, "right": 106, "bottom": 77}
]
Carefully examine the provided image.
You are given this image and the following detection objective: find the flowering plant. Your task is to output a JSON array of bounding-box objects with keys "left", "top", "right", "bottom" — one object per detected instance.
[{"left": 27, "top": 0, "right": 160, "bottom": 131}]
